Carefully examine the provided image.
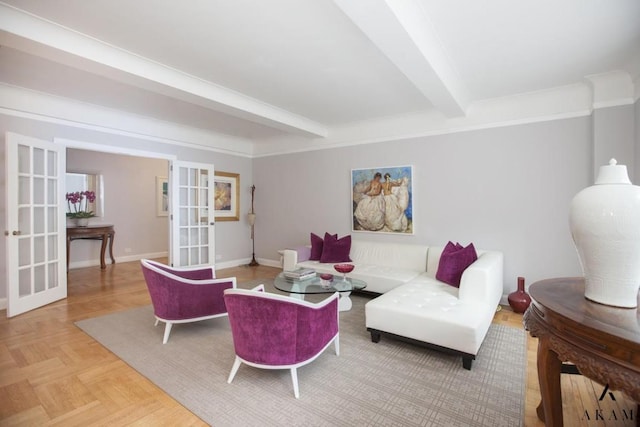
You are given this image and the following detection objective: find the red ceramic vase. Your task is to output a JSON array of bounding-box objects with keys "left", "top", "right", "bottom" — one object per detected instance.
[{"left": 508, "top": 277, "right": 531, "bottom": 314}]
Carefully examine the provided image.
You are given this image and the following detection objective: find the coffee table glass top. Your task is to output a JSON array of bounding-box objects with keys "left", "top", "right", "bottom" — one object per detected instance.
[{"left": 274, "top": 272, "right": 366, "bottom": 294}]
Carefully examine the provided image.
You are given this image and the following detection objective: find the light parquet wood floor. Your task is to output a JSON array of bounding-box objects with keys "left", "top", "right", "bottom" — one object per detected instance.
[{"left": 0, "top": 260, "right": 636, "bottom": 426}]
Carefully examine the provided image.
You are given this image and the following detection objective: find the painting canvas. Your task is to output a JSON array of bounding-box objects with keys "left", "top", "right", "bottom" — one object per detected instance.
[
  {"left": 156, "top": 176, "right": 168, "bottom": 217},
  {"left": 214, "top": 171, "right": 240, "bottom": 221},
  {"left": 352, "top": 166, "right": 413, "bottom": 234}
]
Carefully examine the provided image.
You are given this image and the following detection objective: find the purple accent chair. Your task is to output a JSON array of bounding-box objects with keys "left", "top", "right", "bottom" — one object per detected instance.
[
  {"left": 140, "top": 259, "right": 236, "bottom": 344},
  {"left": 224, "top": 285, "right": 340, "bottom": 398}
]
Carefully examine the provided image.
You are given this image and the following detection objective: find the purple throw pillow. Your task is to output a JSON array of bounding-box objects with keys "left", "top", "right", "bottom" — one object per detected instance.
[
  {"left": 320, "top": 233, "right": 352, "bottom": 263},
  {"left": 309, "top": 233, "right": 324, "bottom": 260},
  {"left": 436, "top": 242, "right": 478, "bottom": 287},
  {"left": 310, "top": 233, "right": 337, "bottom": 261},
  {"left": 441, "top": 241, "right": 458, "bottom": 255}
]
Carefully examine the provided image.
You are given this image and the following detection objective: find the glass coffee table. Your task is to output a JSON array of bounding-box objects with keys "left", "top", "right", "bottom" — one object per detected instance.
[{"left": 274, "top": 272, "right": 366, "bottom": 312}]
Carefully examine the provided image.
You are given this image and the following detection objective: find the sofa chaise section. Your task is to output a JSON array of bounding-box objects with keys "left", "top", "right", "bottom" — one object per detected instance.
[{"left": 365, "top": 249, "right": 504, "bottom": 369}]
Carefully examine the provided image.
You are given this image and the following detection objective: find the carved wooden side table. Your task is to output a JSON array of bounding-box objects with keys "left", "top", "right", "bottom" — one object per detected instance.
[
  {"left": 66, "top": 224, "right": 115, "bottom": 272},
  {"left": 524, "top": 277, "right": 640, "bottom": 426}
]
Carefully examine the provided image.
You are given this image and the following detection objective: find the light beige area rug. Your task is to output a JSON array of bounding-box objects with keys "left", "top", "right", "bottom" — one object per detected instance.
[{"left": 76, "top": 286, "right": 526, "bottom": 427}]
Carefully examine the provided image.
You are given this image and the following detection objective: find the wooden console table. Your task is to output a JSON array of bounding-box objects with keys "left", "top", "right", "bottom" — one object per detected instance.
[
  {"left": 523, "top": 278, "right": 640, "bottom": 426},
  {"left": 66, "top": 224, "right": 115, "bottom": 272}
]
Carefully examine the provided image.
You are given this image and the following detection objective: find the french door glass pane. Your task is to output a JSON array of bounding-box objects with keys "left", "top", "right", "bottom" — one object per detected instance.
[
  {"left": 19, "top": 269, "right": 30, "bottom": 297},
  {"left": 47, "top": 263, "right": 58, "bottom": 289},
  {"left": 47, "top": 151, "right": 56, "bottom": 176},
  {"left": 18, "top": 145, "right": 30, "bottom": 173},
  {"left": 34, "top": 236, "right": 45, "bottom": 264},
  {"left": 34, "top": 207, "right": 45, "bottom": 234},
  {"left": 34, "top": 177, "right": 44, "bottom": 204},
  {"left": 18, "top": 238, "right": 30, "bottom": 267},
  {"left": 18, "top": 207, "right": 31, "bottom": 235},
  {"left": 48, "top": 235, "right": 57, "bottom": 259},
  {"left": 34, "top": 265, "right": 46, "bottom": 293},
  {"left": 47, "top": 179, "right": 56, "bottom": 204},
  {"left": 19, "top": 176, "right": 30, "bottom": 204},
  {"left": 190, "top": 228, "right": 199, "bottom": 246},
  {"left": 47, "top": 207, "right": 57, "bottom": 232},
  {"left": 33, "top": 148, "right": 45, "bottom": 175}
]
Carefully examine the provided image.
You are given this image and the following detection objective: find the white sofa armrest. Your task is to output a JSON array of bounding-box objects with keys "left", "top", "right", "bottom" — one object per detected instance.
[
  {"left": 458, "top": 251, "right": 504, "bottom": 307},
  {"left": 283, "top": 247, "right": 312, "bottom": 271},
  {"left": 283, "top": 249, "right": 298, "bottom": 271}
]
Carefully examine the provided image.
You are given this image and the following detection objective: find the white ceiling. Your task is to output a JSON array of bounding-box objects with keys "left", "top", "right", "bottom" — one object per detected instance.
[{"left": 0, "top": 0, "right": 639, "bottom": 155}]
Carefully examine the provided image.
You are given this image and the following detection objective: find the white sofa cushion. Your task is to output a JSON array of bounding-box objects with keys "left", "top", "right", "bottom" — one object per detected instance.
[
  {"left": 365, "top": 278, "right": 495, "bottom": 355},
  {"left": 350, "top": 240, "right": 428, "bottom": 271}
]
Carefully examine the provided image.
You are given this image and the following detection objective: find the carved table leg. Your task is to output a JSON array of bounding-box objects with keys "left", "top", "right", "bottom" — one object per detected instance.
[
  {"left": 108, "top": 231, "right": 116, "bottom": 264},
  {"left": 537, "top": 336, "right": 563, "bottom": 426},
  {"left": 99, "top": 233, "right": 108, "bottom": 269}
]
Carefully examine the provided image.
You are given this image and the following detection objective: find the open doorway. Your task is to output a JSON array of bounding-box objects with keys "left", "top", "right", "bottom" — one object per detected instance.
[{"left": 65, "top": 148, "right": 170, "bottom": 271}]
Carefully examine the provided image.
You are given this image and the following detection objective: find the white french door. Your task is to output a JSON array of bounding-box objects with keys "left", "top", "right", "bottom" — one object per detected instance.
[
  {"left": 5, "top": 132, "right": 67, "bottom": 317},
  {"left": 170, "top": 161, "right": 215, "bottom": 267}
]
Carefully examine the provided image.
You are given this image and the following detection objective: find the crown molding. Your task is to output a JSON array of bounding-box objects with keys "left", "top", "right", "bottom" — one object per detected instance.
[
  {"left": 0, "top": 2, "right": 328, "bottom": 138},
  {"left": 0, "top": 84, "right": 254, "bottom": 157}
]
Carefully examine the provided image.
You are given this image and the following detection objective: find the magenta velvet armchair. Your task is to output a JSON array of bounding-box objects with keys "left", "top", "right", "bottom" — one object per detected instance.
[
  {"left": 224, "top": 285, "right": 340, "bottom": 398},
  {"left": 140, "top": 259, "right": 236, "bottom": 344}
]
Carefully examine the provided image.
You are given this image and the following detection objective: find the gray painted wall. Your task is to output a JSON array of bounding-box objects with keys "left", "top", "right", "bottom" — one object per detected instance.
[
  {"left": 253, "top": 116, "right": 593, "bottom": 297},
  {"left": 1, "top": 114, "right": 253, "bottom": 301},
  {"left": 593, "top": 105, "right": 636, "bottom": 180}
]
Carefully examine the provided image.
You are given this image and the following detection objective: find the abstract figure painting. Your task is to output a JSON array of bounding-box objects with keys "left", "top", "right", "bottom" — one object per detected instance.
[
  {"left": 352, "top": 166, "right": 413, "bottom": 234},
  {"left": 214, "top": 171, "right": 240, "bottom": 221}
]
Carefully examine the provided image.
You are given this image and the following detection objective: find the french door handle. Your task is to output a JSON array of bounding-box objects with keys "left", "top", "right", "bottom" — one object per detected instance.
[{"left": 12, "top": 230, "right": 21, "bottom": 236}]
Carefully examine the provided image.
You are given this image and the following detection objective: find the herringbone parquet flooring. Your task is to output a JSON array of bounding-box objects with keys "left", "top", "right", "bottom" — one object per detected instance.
[{"left": 0, "top": 259, "right": 636, "bottom": 426}]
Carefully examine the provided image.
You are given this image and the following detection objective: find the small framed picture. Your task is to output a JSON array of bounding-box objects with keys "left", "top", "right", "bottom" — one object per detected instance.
[
  {"left": 214, "top": 171, "right": 240, "bottom": 221},
  {"left": 156, "top": 176, "right": 168, "bottom": 217}
]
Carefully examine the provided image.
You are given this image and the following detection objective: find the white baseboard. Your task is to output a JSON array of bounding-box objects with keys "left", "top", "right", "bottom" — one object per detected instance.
[
  {"left": 215, "top": 258, "right": 251, "bottom": 269},
  {"left": 69, "top": 254, "right": 282, "bottom": 271},
  {"left": 68, "top": 251, "right": 168, "bottom": 270},
  {"left": 500, "top": 294, "right": 509, "bottom": 306},
  {"left": 256, "top": 258, "right": 282, "bottom": 268}
]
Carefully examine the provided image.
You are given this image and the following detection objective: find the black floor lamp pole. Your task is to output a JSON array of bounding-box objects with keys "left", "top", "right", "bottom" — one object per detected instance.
[
  {"left": 249, "top": 232, "right": 259, "bottom": 266},
  {"left": 248, "top": 185, "right": 259, "bottom": 267}
]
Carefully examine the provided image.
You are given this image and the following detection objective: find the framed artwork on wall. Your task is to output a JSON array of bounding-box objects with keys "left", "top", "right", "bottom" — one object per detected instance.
[
  {"left": 156, "top": 176, "right": 168, "bottom": 217},
  {"left": 351, "top": 165, "right": 413, "bottom": 234},
  {"left": 214, "top": 171, "right": 240, "bottom": 222}
]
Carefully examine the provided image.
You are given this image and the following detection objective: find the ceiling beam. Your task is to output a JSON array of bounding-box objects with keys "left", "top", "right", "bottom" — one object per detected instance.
[
  {"left": 0, "top": 3, "right": 328, "bottom": 137},
  {"left": 334, "top": 0, "right": 468, "bottom": 117}
]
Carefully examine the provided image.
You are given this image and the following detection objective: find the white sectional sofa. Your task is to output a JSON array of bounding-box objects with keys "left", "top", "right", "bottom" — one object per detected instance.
[{"left": 282, "top": 240, "right": 504, "bottom": 369}]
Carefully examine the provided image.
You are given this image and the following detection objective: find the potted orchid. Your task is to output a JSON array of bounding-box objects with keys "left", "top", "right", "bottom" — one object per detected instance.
[{"left": 66, "top": 191, "right": 96, "bottom": 226}]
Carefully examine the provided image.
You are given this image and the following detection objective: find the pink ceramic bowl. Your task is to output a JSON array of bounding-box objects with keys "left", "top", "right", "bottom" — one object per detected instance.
[
  {"left": 319, "top": 273, "right": 334, "bottom": 281},
  {"left": 333, "top": 264, "right": 355, "bottom": 274}
]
